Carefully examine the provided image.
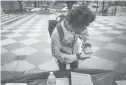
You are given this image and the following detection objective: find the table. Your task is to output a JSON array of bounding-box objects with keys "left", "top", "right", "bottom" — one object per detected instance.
[{"left": 1, "top": 68, "right": 126, "bottom": 85}]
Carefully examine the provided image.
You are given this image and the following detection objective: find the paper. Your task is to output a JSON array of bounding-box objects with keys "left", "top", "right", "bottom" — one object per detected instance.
[
  {"left": 116, "top": 80, "right": 126, "bottom": 85},
  {"left": 71, "top": 72, "right": 93, "bottom": 85},
  {"left": 6, "top": 83, "right": 27, "bottom": 85},
  {"left": 56, "top": 78, "right": 69, "bottom": 85}
]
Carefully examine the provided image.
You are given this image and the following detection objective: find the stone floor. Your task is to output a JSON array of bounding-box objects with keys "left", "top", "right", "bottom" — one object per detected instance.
[{"left": 1, "top": 12, "right": 126, "bottom": 83}]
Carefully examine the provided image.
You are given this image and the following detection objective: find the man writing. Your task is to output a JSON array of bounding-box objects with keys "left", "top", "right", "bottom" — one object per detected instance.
[{"left": 51, "top": 5, "right": 96, "bottom": 71}]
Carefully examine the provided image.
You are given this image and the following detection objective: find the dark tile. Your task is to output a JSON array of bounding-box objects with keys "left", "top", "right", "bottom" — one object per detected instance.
[
  {"left": 121, "top": 57, "right": 126, "bottom": 64},
  {"left": 91, "top": 72, "right": 115, "bottom": 85},
  {"left": 122, "top": 32, "right": 126, "bottom": 35},
  {"left": 11, "top": 27, "right": 18, "bottom": 30},
  {"left": 25, "top": 51, "right": 52, "bottom": 66},
  {"left": 1, "top": 36, "right": 8, "bottom": 40},
  {"left": 1, "top": 32, "right": 14, "bottom": 35},
  {"left": 15, "top": 55, "right": 27, "bottom": 60},
  {"left": 113, "top": 28, "right": 126, "bottom": 32},
  {"left": 12, "top": 36, "right": 29, "bottom": 41},
  {"left": 104, "top": 43, "right": 126, "bottom": 54},
  {"left": 3, "top": 42, "right": 25, "bottom": 51},
  {"left": 106, "top": 25, "right": 116, "bottom": 28},
  {"left": 111, "top": 39, "right": 126, "bottom": 45},
  {"left": 116, "top": 23, "right": 126, "bottom": 26},
  {"left": 19, "top": 31, "right": 31, "bottom": 35},
  {"left": 114, "top": 63, "right": 126, "bottom": 76},
  {"left": 101, "top": 33, "right": 119, "bottom": 38},
  {"left": 94, "top": 49, "right": 125, "bottom": 62},
  {"left": 1, "top": 52, "right": 16, "bottom": 65},
  {"left": 88, "top": 39, "right": 108, "bottom": 47},
  {"left": 1, "top": 71, "right": 24, "bottom": 81},
  {"left": 30, "top": 41, "right": 51, "bottom": 51},
  {"left": 1, "top": 71, "right": 13, "bottom": 81}
]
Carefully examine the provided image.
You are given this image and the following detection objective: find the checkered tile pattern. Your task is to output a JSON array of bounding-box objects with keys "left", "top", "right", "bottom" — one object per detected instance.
[{"left": 1, "top": 12, "right": 126, "bottom": 81}]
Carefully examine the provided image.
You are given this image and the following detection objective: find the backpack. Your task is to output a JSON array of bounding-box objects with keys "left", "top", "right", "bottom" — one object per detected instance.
[
  {"left": 48, "top": 14, "right": 65, "bottom": 41},
  {"left": 48, "top": 20, "right": 58, "bottom": 37}
]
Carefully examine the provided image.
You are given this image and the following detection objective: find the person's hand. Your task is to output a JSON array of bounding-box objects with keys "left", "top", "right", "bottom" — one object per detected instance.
[
  {"left": 76, "top": 53, "right": 82, "bottom": 60},
  {"left": 79, "top": 52, "right": 92, "bottom": 60},
  {"left": 83, "top": 43, "right": 92, "bottom": 54}
]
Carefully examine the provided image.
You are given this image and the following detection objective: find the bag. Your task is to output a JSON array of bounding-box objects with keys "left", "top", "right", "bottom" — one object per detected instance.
[
  {"left": 48, "top": 20, "right": 58, "bottom": 37},
  {"left": 48, "top": 14, "right": 65, "bottom": 40}
]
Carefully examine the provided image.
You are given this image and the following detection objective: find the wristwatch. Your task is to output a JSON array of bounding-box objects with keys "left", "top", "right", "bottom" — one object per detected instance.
[
  {"left": 76, "top": 53, "right": 82, "bottom": 60},
  {"left": 76, "top": 53, "right": 90, "bottom": 60}
]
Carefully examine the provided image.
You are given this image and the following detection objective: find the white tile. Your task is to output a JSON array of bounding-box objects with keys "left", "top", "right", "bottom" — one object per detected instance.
[
  {"left": 11, "top": 46, "right": 38, "bottom": 55},
  {"left": 12, "top": 29, "right": 27, "bottom": 33},
  {"left": 91, "top": 23, "right": 104, "bottom": 27},
  {"left": 1, "top": 61, "right": 18, "bottom": 71},
  {"left": 99, "top": 27, "right": 113, "bottom": 30},
  {"left": 106, "top": 30, "right": 123, "bottom": 34},
  {"left": 116, "top": 80, "right": 126, "bottom": 85},
  {"left": 32, "top": 26, "right": 42, "bottom": 28},
  {"left": 5, "top": 83, "right": 27, "bottom": 85},
  {"left": 92, "top": 46, "right": 101, "bottom": 53},
  {"left": 1, "top": 60, "right": 35, "bottom": 72},
  {"left": 87, "top": 27, "right": 97, "bottom": 31},
  {"left": 1, "top": 30, "right": 10, "bottom": 32},
  {"left": 1, "top": 47, "right": 8, "bottom": 54},
  {"left": 1, "top": 26, "right": 13, "bottom": 30},
  {"left": 5, "top": 33, "right": 22, "bottom": 38},
  {"left": 38, "top": 58, "right": 59, "bottom": 71},
  {"left": 26, "top": 67, "right": 44, "bottom": 73},
  {"left": 41, "top": 48, "right": 51, "bottom": 54},
  {"left": 14, "top": 60, "right": 35, "bottom": 71},
  {"left": 19, "top": 38, "right": 41, "bottom": 45},
  {"left": 26, "top": 33, "right": 42, "bottom": 38},
  {"left": 107, "top": 23, "right": 118, "bottom": 26},
  {"left": 1, "top": 39, "right": 17, "bottom": 46},
  {"left": 121, "top": 57, "right": 126, "bottom": 64},
  {"left": 44, "top": 38, "right": 51, "bottom": 44},
  {"left": 79, "top": 56, "right": 118, "bottom": 71},
  {"left": 117, "top": 35, "right": 126, "bottom": 40},
  {"left": 104, "top": 43, "right": 126, "bottom": 53},
  {"left": 88, "top": 31, "right": 103, "bottom": 36},
  {"left": 92, "top": 36, "right": 114, "bottom": 42},
  {"left": 30, "top": 29, "right": 43, "bottom": 32}
]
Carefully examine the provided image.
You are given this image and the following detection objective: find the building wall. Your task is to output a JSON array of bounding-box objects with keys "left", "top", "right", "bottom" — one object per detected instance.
[
  {"left": 1, "top": 1, "right": 20, "bottom": 11},
  {"left": 116, "top": 1, "right": 126, "bottom": 6}
]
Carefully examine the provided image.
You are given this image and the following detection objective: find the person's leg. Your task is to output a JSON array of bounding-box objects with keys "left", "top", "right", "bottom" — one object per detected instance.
[
  {"left": 70, "top": 60, "right": 78, "bottom": 70},
  {"left": 57, "top": 60, "right": 66, "bottom": 71}
]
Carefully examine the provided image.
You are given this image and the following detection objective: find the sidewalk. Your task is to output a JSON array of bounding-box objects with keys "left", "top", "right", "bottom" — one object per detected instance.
[{"left": 1, "top": 13, "right": 126, "bottom": 81}]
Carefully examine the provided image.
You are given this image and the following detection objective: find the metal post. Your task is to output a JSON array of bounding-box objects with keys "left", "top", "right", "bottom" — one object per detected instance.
[
  {"left": 102, "top": 1, "right": 105, "bottom": 16},
  {"left": 96, "top": 1, "right": 99, "bottom": 15}
]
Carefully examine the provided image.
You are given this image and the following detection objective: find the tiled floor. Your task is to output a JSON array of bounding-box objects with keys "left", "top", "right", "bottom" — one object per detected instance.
[{"left": 1, "top": 12, "right": 126, "bottom": 82}]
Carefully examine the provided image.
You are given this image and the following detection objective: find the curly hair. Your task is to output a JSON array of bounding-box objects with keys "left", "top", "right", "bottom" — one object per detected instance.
[{"left": 65, "top": 5, "right": 96, "bottom": 28}]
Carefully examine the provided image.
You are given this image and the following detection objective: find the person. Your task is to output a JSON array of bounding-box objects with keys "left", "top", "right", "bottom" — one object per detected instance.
[
  {"left": 103, "top": 4, "right": 109, "bottom": 16},
  {"left": 51, "top": 5, "right": 96, "bottom": 71}
]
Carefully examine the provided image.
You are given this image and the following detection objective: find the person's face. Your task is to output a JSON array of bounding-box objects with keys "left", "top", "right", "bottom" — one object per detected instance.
[{"left": 72, "top": 25, "right": 87, "bottom": 35}]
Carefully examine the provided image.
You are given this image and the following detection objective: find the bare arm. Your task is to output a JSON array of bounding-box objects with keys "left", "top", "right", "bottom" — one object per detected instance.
[
  {"left": 81, "top": 30, "right": 93, "bottom": 58},
  {"left": 51, "top": 28, "right": 78, "bottom": 63}
]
